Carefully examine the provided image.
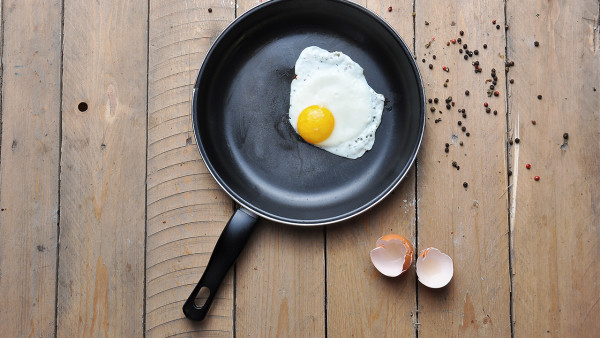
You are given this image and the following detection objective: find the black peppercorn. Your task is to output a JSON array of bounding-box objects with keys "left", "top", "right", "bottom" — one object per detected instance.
[
  {"left": 492, "top": 80, "right": 497, "bottom": 85},
  {"left": 428, "top": 98, "right": 433, "bottom": 103},
  {"left": 474, "top": 50, "right": 479, "bottom": 55},
  {"left": 563, "top": 133, "right": 569, "bottom": 139},
  {"left": 446, "top": 104, "right": 451, "bottom": 110},
  {"left": 466, "top": 132, "right": 470, "bottom": 137},
  {"left": 433, "top": 55, "right": 437, "bottom": 60},
  {"left": 462, "top": 113, "right": 467, "bottom": 118},
  {"left": 464, "top": 55, "right": 469, "bottom": 60},
  {"left": 496, "top": 24, "right": 500, "bottom": 29},
  {"left": 459, "top": 49, "right": 463, "bottom": 54},
  {"left": 490, "top": 84, "right": 495, "bottom": 90},
  {"left": 459, "top": 141, "right": 463, "bottom": 146},
  {"left": 429, "top": 64, "right": 433, "bottom": 69},
  {"left": 460, "top": 30, "right": 464, "bottom": 36},
  {"left": 486, "top": 107, "right": 491, "bottom": 113},
  {"left": 515, "top": 137, "right": 520, "bottom": 143},
  {"left": 462, "top": 126, "right": 466, "bottom": 132},
  {"left": 509, "top": 79, "right": 514, "bottom": 84},
  {"left": 537, "top": 94, "right": 542, "bottom": 100},
  {"left": 493, "top": 110, "right": 498, "bottom": 115},
  {"left": 457, "top": 38, "right": 462, "bottom": 44},
  {"left": 445, "top": 148, "right": 449, "bottom": 153},
  {"left": 483, "top": 44, "right": 487, "bottom": 49},
  {"left": 434, "top": 98, "right": 439, "bottom": 104},
  {"left": 465, "top": 90, "right": 470, "bottom": 96},
  {"left": 422, "top": 58, "right": 426, "bottom": 63},
  {"left": 458, "top": 121, "right": 462, "bottom": 126},
  {"left": 430, "top": 106, "right": 436, "bottom": 112},
  {"left": 208, "top": 7, "right": 213, "bottom": 13},
  {"left": 463, "top": 182, "right": 468, "bottom": 188},
  {"left": 534, "top": 41, "right": 539, "bottom": 47}
]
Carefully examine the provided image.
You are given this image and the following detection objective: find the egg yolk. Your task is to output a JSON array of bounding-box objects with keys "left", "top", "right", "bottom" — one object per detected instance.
[{"left": 297, "top": 105, "right": 335, "bottom": 144}]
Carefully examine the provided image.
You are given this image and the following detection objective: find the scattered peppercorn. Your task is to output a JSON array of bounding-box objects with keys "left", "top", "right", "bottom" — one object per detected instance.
[
  {"left": 459, "top": 49, "right": 463, "bottom": 54},
  {"left": 515, "top": 137, "right": 520, "bottom": 143},
  {"left": 534, "top": 176, "right": 540, "bottom": 181},
  {"left": 493, "top": 110, "right": 498, "bottom": 115},
  {"left": 388, "top": 6, "right": 392, "bottom": 12},
  {"left": 446, "top": 104, "right": 451, "bottom": 110},
  {"left": 494, "top": 91, "right": 500, "bottom": 96},
  {"left": 462, "top": 113, "right": 467, "bottom": 118},
  {"left": 422, "top": 58, "right": 426, "bottom": 63},
  {"left": 537, "top": 94, "right": 542, "bottom": 100},
  {"left": 451, "top": 38, "right": 456, "bottom": 44},
  {"left": 462, "top": 126, "right": 466, "bottom": 132},
  {"left": 465, "top": 90, "right": 470, "bottom": 96},
  {"left": 474, "top": 49, "right": 479, "bottom": 55},
  {"left": 460, "top": 30, "right": 464, "bottom": 36},
  {"left": 447, "top": 42, "right": 451, "bottom": 46},
  {"left": 208, "top": 7, "right": 213, "bottom": 13},
  {"left": 496, "top": 24, "right": 500, "bottom": 29},
  {"left": 534, "top": 41, "right": 539, "bottom": 47},
  {"left": 433, "top": 55, "right": 437, "bottom": 60},
  {"left": 490, "top": 84, "right": 495, "bottom": 90},
  {"left": 459, "top": 141, "right": 463, "bottom": 146},
  {"left": 457, "top": 38, "right": 462, "bottom": 44},
  {"left": 486, "top": 107, "right": 491, "bottom": 113},
  {"left": 444, "top": 83, "right": 448, "bottom": 87},
  {"left": 563, "top": 132, "right": 569, "bottom": 139},
  {"left": 509, "top": 79, "right": 514, "bottom": 84},
  {"left": 428, "top": 98, "right": 433, "bottom": 103},
  {"left": 425, "top": 21, "right": 429, "bottom": 25},
  {"left": 526, "top": 163, "right": 531, "bottom": 169},
  {"left": 445, "top": 148, "right": 449, "bottom": 153},
  {"left": 492, "top": 20, "right": 497, "bottom": 24},
  {"left": 484, "top": 102, "right": 488, "bottom": 107},
  {"left": 430, "top": 106, "right": 436, "bottom": 112},
  {"left": 445, "top": 143, "right": 450, "bottom": 147},
  {"left": 463, "top": 182, "right": 468, "bottom": 188},
  {"left": 464, "top": 55, "right": 469, "bottom": 60},
  {"left": 466, "top": 132, "right": 470, "bottom": 137},
  {"left": 492, "top": 80, "right": 497, "bottom": 85},
  {"left": 429, "top": 64, "right": 433, "bottom": 69},
  {"left": 531, "top": 120, "right": 536, "bottom": 125},
  {"left": 434, "top": 98, "right": 439, "bottom": 104},
  {"left": 458, "top": 121, "right": 462, "bottom": 126},
  {"left": 483, "top": 44, "right": 488, "bottom": 49},
  {"left": 509, "top": 140, "right": 514, "bottom": 145}
]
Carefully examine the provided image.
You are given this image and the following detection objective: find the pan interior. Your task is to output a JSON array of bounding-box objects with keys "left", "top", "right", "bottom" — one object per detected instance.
[{"left": 195, "top": 0, "right": 424, "bottom": 224}]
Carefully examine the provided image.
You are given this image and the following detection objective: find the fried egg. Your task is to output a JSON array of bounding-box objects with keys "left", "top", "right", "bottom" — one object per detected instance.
[{"left": 288, "top": 46, "right": 385, "bottom": 159}]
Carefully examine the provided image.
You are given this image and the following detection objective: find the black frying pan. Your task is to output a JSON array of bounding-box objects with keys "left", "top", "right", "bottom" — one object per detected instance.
[{"left": 183, "top": 0, "right": 425, "bottom": 321}]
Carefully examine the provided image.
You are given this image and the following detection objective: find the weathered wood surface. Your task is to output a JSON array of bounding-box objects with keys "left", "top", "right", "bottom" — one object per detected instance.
[
  {"left": 0, "top": 0, "right": 598, "bottom": 336},
  {"left": 56, "top": 0, "right": 148, "bottom": 336},
  {"left": 0, "top": 0, "right": 61, "bottom": 336},
  {"left": 415, "top": 0, "right": 512, "bottom": 336},
  {"left": 145, "top": 0, "right": 235, "bottom": 336},
  {"left": 507, "top": 0, "right": 600, "bottom": 336}
]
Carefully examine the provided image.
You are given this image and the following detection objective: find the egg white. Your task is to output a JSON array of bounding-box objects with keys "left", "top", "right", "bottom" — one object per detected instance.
[{"left": 289, "top": 46, "right": 385, "bottom": 159}]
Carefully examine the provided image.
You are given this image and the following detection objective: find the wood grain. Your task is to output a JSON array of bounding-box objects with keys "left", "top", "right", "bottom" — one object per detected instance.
[
  {"left": 415, "top": 0, "right": 511, "bottom": 336},
  {"left": 325, "top": 1, "right": 418, "bottom": 337},
  {"left": 56, "top": 0, "right": 148, "bottom": 336},
  {"left": 507, "top": 0, "right": 600, "bottom": 335},
  {"left": 145, "top": 0, "right": 235, "bottom": 336},
  {"left": 0, "top": 0, "right": 62, "bottom": 336},
  {"left": 233, "top": 1, "right": 325, "bottom": 336}
]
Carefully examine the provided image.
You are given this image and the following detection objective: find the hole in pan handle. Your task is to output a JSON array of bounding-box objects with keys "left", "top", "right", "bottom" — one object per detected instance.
[{"left": 183, "top": 207, "right": 258, "bottom": 321}]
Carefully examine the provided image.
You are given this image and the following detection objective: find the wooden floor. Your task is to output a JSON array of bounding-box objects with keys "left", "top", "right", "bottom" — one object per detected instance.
[{"left": 0, "top": 0, "right": 598, "bottom": 336}]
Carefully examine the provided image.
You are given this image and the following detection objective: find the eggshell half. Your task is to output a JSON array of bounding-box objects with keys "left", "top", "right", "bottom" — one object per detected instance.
[
  {"left": 370, "top": 234, "right": 414, "bottom": 277},
  {"left": 416, "top": 248, "right": 454, "bottom": 288}
]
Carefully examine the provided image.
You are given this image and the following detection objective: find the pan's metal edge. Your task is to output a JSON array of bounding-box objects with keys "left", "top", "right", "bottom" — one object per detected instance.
[{"left": 191, "top": 0, "right": 426, "bottom": 226}]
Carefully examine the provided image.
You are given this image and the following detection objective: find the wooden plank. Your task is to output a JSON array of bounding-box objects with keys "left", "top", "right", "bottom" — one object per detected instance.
[
  {"left": 414, "top": 0, "right": 511, "bottom": 336},
  {"left": 145, "top": 0, "right": 235, "bottom": 336},
  {"left": 0, "top": 0, "right": 62, "bottom": 336},
  {"left": 325, "top": 1, "right": 418, "bottom": 337},
  {"left": 507, "top": 1, "right": 600, "bottom": 335},
  {"left": 233, "top": 1, "right": 325, "bottom": 336},
  {"left": 56, "top": 1, "right": 148, "bottom": 336}
]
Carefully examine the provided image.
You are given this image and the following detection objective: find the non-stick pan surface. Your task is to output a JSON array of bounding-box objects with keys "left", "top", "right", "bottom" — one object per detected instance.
[
  {"left": 194, "top": 0, "right": 425, "bottom": 225},
  {"left": 185, "top": 0, "right": 425, "bottom": 321}
]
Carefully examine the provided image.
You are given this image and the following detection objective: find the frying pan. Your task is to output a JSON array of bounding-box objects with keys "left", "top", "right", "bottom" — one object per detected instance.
[{"left": 183, "top": 0, "right": 425, "bottom": 321}]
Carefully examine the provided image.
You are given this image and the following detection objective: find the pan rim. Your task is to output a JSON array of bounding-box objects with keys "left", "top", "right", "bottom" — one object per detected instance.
[{"left": 192, "top": 0, "right": 426, "bottom": 226}]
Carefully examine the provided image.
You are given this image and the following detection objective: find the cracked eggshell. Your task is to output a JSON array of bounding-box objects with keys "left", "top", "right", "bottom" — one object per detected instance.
[
  {"left": 416, "top": 248, "right": 453, "bottom": 288},
  {"left": 370, "top": 234, "right": 414, "bottom": 277}
]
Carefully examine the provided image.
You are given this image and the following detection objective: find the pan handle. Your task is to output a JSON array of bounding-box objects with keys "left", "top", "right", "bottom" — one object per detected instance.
[{"left": 183, "top": 207, "right": 258, "bottom": 321}]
